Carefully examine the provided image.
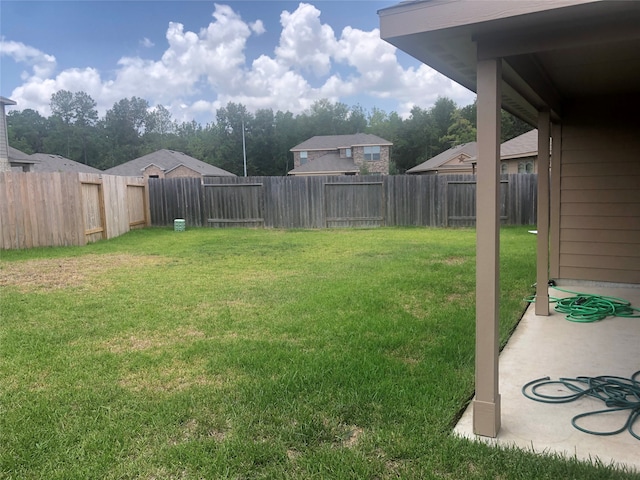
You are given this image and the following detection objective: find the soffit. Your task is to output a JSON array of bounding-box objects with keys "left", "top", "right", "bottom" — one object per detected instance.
[{"left": 379, "top": 1, "right": 640, "bottom": 126}]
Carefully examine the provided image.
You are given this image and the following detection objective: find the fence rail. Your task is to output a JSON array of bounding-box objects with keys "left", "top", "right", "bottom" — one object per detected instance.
[
  {"left": 0, "top": 172, "right": 149, "bottom": 250},
  {"left": 148, "top": 174, "right": 537, "bottom": 229}
]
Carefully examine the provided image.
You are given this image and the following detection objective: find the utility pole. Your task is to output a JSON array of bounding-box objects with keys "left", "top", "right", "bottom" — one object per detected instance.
[{"left": 242, "top": 119, "right": 247, "bottom": 177}]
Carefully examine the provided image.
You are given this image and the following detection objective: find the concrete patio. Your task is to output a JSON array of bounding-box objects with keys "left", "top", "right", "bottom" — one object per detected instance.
[{"left": 454, "top": 283, "right": 640, "bottom": 473}]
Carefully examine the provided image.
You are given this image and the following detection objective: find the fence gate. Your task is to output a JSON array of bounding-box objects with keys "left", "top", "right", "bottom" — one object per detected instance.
[
  {"left": 445, "top": 179, "right": 508, "bottom": 226},
  {"left": 204, "top": 183, "right": 265, "bottom": 227},
  {"left": 127, "top": 184, "right": 147, "bottom": 229},
  {"left": 324, "top": 181, "right": 384, "bottom": 227},
  {"left": 81, "top": 178, "right": 106, "bottom": 242}
]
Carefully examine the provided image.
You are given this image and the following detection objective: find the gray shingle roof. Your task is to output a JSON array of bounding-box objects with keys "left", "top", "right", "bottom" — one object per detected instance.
[
  {"left": 8, "top": 146, "right": 36, "bottom": 164},
  {"left": 500, "top": 129, "right": 539, "bottom": 159},
  {"left": 406, "top": 142, "right": 477, "bottom": 173},
  {"left": 103, "top": 149, "right": 235, "bottom": 177},
  {"left": 291, "top": 133, "right": 392, "bottom": 151},
  {"left": 30, "top": 153, "right": 103, "bottom": 173},
  {"left": 288, "top": 153, "right": 359, "bottom": 175},
  {"left": 464, "top": 129, "right": 546, "bottom": 163}
]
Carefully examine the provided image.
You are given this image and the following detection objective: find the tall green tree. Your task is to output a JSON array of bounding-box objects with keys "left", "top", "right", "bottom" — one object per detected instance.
[
  {"left": 6, "top": 109, "right": 48, "bottom": 153},
  {"left": 393, "top": 106, "right": 433, "bottom": 173},
  {"left": 274, "top": 110, "right": 298, "bottom": 174},
  {"left": 103, "top": 97, "right": 150, "bottom": 166},
  {"left": 246, "top": 109, "right": 278, "bottom": 176},
  {"left": 347, "top": 104, "right": 368, "bottom": 134},
  {"left": 501, "top": 110, "right": 531, "bottom": 142},
  {"left": 143, "top": 104, "right": 179, "bottom": 153},
  {"left": 440, "top": 110, "right": 477, "bottom": 147},
  {"left": 214, "top": 102, "right": 252, "bottom": 176},
  {"left": 72, "top": 92, "right": 99, "bottom": 164},
  {"left": 49, "top": 90, "right": 75, "bottom": 157},
  {"left": 297, "top": 99, "right": 350, "bottom": 137},
  {"left": 430, "top": 96, "right": 458, "bottom": 153}
]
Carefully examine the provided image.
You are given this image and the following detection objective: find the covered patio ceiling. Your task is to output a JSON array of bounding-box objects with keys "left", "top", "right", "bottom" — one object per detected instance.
[{"left": 379, "top": 0, "right": 640, "bottom": 125}]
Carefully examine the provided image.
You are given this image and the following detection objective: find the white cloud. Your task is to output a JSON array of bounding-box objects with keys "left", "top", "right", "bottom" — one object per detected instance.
[
  {"left": 2, "top": 3, "right": 474, "bottom": 123},
  {"left": 275, "top": 3, "right": 337, "bottom": 77},
  {"left": 141, "top": 37, "right": 155, "bottom": 48},
  {"left": 250, "top": 20, "right": 266, "bottom": 35},
  {"left": 0, "top": 39, "right": 57, "bottom": 79}
]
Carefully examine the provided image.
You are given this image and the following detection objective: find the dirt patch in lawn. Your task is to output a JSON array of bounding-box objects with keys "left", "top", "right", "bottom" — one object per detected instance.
[
  {"left": 103, "top": 327, "right": 206, "bottom": 354},
  {"left": 341, "top": 426, "right": 364, "bottom": 448},
  {"left": 0, "top": 254, "right": 167, "bottom": 292},
  {"left": 118, "top": 359, "right": 239, "bottom": 394}
]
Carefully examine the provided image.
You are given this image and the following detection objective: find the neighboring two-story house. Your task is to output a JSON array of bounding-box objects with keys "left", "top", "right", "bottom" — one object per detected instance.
[{"left": 289, "top": 133, "right": 392, "bottom": 176}]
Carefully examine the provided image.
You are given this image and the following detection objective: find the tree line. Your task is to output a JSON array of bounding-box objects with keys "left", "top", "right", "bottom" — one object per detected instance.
[{"left": 7, "top": 90, "right": 530, "bottom": 175}]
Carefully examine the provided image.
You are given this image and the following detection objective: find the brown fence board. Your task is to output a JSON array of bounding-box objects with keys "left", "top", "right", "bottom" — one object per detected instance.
[
  {"left": 127, "top": 184, "right": 147, "bottom": 228},
  {"left": 0, "top": 172, "right": 149, "bottom": 250},
  {"left": 149, "top": 174, "right": 537, "bottom": 229}
]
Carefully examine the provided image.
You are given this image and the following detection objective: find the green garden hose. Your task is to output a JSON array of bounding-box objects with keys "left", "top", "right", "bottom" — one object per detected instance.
[
  {"left": 522, "top": 372, "right": 640, "bottom": 440},
  {"left": 525, "top": 285, "right": 640, "bottom": 323}
]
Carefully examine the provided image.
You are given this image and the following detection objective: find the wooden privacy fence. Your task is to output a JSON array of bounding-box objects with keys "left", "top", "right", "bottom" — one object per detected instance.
[
  {"left": 148, "top": 174, "right": 537, "bottom": 229},
  {"left": 0, "top": 172, "right": 149, "bottom": 249}
]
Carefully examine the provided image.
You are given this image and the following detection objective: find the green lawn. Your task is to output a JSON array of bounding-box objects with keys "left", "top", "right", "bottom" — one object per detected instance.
[{"left": 0, "top": 227, "right": 634, "bottom": 479}]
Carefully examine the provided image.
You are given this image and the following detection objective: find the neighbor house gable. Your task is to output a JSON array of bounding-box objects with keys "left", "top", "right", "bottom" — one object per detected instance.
[
  {"left": 407, "top": 142, "right": 477, "bottom": 175},
  {"left": 464, "top": 130, "right": 544, "bottom": 174},
  {"left": 104, "top": 149, "right": 235, "bottom": 179}
]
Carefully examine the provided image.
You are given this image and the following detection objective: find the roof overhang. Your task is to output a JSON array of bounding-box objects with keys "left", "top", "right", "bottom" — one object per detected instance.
[
  {"left": 0, "top": 96, "right": 17, "bottom": 106},
  {"left": 379, "top": 0, "right": 640, "bottom": 126}
]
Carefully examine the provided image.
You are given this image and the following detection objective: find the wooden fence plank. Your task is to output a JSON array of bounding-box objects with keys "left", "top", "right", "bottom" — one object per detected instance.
[
  {"left": 150, "top": 174, "right": 537, "bottom": 229},
  {"left": 1, "top": 172, "right": 146, "bottom": 250}
]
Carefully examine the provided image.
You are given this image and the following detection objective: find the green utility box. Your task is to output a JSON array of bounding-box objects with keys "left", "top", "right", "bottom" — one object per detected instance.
[{"left": 174, "top": 219, "right": 186, "bottom": 232}]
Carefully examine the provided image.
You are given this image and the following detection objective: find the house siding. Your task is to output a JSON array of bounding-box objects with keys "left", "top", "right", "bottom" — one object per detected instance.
[
  {"left": 502, "top": 157, "right": 537, "bottom": 174},
  {"left": 555, "top": 95, "right": 640, "bottom": 284}
]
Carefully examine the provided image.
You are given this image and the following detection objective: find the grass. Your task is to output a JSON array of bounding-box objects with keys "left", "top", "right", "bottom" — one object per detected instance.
[{"left": 0, "top": 226, "right": 636, "bottom": 479}]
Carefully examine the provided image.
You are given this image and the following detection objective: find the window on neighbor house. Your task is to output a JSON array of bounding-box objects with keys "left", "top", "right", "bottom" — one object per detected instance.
[
  {"left": 346, "top": 148, "right": 352, "bottom": 158},
  {"left": 518, "top": 160, "right": 534, "bottom": 174},
  {"left": 501, "top": 163, "right": 508, "bottom": 174},
  {"left": 148, "top": 175, "right": 160, "bottom": 178},
  {"left": 300, "top": 151, "right": 308, "bottom": 165},
  {"left": 364, "top": 146, "right": 381, "bottom": 161}
]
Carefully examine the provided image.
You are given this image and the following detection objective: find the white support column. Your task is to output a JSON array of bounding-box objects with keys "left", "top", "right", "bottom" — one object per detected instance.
[
  {"left": 535, "top": 111, "right": 551, "bottom": 315},
  {"left": 473, "top": 56, "right": 501, "bottom": 438}
]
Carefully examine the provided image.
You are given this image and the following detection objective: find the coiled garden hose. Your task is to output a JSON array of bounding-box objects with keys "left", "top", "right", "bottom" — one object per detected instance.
[
  {"left": 525, "top": 285, "right": 640, "bottom": 322},
  {"left": 522, "top": 372, "right": 640, "bottom": 440}
]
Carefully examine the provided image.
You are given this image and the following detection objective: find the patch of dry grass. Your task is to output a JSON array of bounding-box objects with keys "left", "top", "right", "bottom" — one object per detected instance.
[{"left": 0, "top": 254, "right": 167, "bottom": 292}]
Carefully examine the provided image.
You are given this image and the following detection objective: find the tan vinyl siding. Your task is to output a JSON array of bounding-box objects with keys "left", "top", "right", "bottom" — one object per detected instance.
[{"left": 557, "top": 95, "right": 640, "bottom": 284}]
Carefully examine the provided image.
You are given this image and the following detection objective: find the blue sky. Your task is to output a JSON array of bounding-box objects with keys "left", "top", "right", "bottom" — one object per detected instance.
[{"left": 1, "top": 1, "right": 476, "bottom": 124}]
